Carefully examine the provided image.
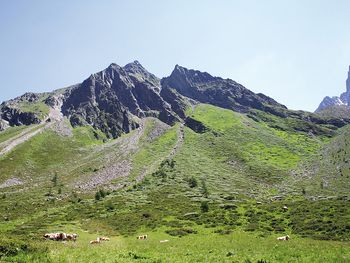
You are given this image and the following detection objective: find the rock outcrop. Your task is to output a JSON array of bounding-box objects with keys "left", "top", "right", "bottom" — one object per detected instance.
[
  {"left": 2, "top": 61, "right": 350, "bottom": 138},
  {"left": 62, "top": 61, "right": 179, "bottom": 138},
  {"left": 316, "top": 66, "right": 350, "bottom": 113},
  {"left": 0, "top": 93, "right": 44, "bottom": 127},
  {"left": 161, "top": 65, "right": 287, "bottom": 115}
]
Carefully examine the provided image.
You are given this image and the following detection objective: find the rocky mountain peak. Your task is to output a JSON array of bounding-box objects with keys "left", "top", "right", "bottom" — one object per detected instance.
[
  {"left": 316, "top": 66, "right": 350, "bottom": 113},
  {"left": 61, "top": 62, "right": 179, "bottom": 138},
  {"left": 162, "top": 65, "right": 285, "bottom": 114},
  {"left": 123, "top": 60, "right": 160, "bottom": 87},
  {"left": 169, "top": 65, "right": 217, "bottom": 86}
]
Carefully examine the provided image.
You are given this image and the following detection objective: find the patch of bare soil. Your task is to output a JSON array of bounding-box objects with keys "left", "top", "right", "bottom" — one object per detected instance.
[
  {"left": 0, "top": 178, "right": 23, "bottom": 189},
  {"left": 73, "top": 120, "right": 146, "bottom": 191}
]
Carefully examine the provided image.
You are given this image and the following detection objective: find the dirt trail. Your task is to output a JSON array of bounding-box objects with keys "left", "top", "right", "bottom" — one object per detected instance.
[
  {"left": 0, "top": 124, "right": 49, "bottom": 156},
  {"left": 0, "top": 125, "right": 40, "bottom": 149},
  {"left": 0, "top": 97, "right": 66, "bottom": 156}
]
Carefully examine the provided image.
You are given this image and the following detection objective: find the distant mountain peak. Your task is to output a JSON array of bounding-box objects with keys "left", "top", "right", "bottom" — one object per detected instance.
[{"left": 316, "top": 66, "right": 350, "bottom": 113}]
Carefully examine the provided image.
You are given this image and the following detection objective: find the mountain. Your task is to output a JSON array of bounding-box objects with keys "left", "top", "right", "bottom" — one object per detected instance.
[
  {"left": 1, "top": 61, "right": 350, "bottom": 262},
  {"left": 316, "top": 66, "right": 350, "bottom": 115},
  {"left": 1, "top": 62, "right": 348, "bottom": 137}
]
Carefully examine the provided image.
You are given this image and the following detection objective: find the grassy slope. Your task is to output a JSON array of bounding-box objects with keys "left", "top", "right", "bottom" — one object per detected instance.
[
  {"left": 0, "top": 105, "right": 350, "bottom": 262},
  {"left": 298, "top": 124, "right": 350, "bottom": 196},
  {"left": 0, "top": 125, "right": 31, "bottom": 144},
  {"left": 3, "top": 227, "right": 350, "bottom": 263},
  {"left": 175, "top": 104, "right": 326, "bottom": 198}
]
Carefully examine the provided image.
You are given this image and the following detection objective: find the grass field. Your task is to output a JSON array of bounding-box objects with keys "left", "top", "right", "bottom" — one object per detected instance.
[
  {"left": 1, "top": 104, "right": 350, "bottom": 262},
  {"left": 2, "top": 226, "right": 350, "bottom": 263}
]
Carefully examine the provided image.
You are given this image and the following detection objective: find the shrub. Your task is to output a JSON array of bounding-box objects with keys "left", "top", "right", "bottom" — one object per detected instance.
[
  {"left": 99, "top": 189, "right": 107, "bottom": 198},
  {"left": 188, "top": 176, "right": 198, "bottom": 188},
  {"left": 51, "top": 173, "right": 58, "bottom": 187},
  {"left": 201, "top": 179, "right": 209, "bottom": 198},
  {"left": 165, "top": 228, "right": 198, "bottom": 237},
  {"left": 95, "top": 191, "right": 101, "bottom": 201},
  {"left": 201, "top": 201, "right": 209, "bottom": 213}
]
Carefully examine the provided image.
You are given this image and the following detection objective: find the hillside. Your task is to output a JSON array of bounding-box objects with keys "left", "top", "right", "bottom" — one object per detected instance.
[{"left": 0, "top": 63, "right": 350, "bottom": 262}]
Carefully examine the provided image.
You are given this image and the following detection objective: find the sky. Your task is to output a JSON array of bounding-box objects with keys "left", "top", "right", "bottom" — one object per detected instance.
[{"left": 1, "top": 0, "right": 350, "bottom": 112}]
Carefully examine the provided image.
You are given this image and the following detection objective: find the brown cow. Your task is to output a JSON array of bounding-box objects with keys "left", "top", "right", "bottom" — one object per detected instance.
[
  {"left": 44, "top": 232, "right": 65, "bottom": 241},
  {"left": 44, "top": 233, "right": 58, "bottom": 240},
  {"left": 90, "top": 237, "right": 101, "bottom": 244},
  {"left": 66, "top": 233, "right": 78, "bottom": 241},
  {"left": 277, "top": 235, "right": 290, "bottom": 241},
  {"left": 137, "top": 235, "right": 148, "bottom": 240}
]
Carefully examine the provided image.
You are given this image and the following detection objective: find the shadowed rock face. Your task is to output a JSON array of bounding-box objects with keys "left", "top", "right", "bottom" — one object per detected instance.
[
  {"left": 0, "top": 93, "right": 43, "bottom": 127},
  {"left": 62, "top": 61, "right": 179, "bottom": 138},
  {"left": 161, "top": 65, "right": 286, "bottom": 114},
  {"left": 2, "top": 61, "right": 350, "bottom": 138}
]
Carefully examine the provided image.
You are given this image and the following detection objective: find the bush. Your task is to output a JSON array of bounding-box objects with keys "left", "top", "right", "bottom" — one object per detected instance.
[
  {"left": 188, "top": 176, "right": 198, "bottom": 188},
  {"left": 201, "top": 201, "right": 209, "bottom": 213},
  {"left": 95, "top": 191, "right": 101, "bottom": 201},
  {"left": 201, "top": 179, "right": 209, "bottom": 198},
  {"left": 165, "top": 228, "right": 198, "bottom": 237},
  {"left": 99, "top": 189, "right": 107, "bottom": 198},
  {"left": 51, "top": 173, "right": 58, "bottom": 187}
]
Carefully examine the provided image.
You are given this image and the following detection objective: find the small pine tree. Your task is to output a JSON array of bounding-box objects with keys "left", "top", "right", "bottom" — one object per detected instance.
[
  {"left": 188, "top": 176, "right": 198, "bottom": 188},
  {"left": 302, "top": 187, "right": 306, "bottom": 195},
  {"left": 51, "top": 173, "right": 58, "bottom": 187},
  {"left": 95, "top": 191, "right": 101, "bottom": 201},
  {"left": 201, "top": 179, "right": 209, "bottom": 198},
  {"left": 200, "top": 201, "right": 209, "bottom": 213},
  {"left": 99, "top": 189, "right": 106, "bottom": 198}
]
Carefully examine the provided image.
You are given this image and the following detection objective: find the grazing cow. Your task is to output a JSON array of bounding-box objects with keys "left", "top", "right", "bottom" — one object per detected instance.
[
  {"left": 57, "top": 232, "right": 67, "bottom": 241},
  {"left": 90, "top": 237, "right": 101, "bottom": 244},
  {"left": 277, "top": 235, "right": 290, "bottom": 241},
  {"left": 99, "top": 236, "right": 110, "bottom": 241},
  {"left": 44, "top": 232, "right": 66, "bottom": 241},
  {"left": 44, "top": 233, "right": 58, "bottom": 240},
  {"left": 44, "top": 232, "right": 79, "bottom": 242},
  {"left": 160, "top": 240, "right": 169, "bottom": 243},
  {"left": 137, "top": 235, "right": 148, "bottom": 240},
  {"left": 66, "top": 233, "right": 78, "bottom": 241}
]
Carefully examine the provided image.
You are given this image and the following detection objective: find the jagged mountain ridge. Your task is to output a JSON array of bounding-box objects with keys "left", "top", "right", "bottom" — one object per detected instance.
[
  {"left": 1, "top": 61, "right": 349, "bottom": 138},
  {"left": 316, "top": 66, "right": 350, "bottom": 113}
]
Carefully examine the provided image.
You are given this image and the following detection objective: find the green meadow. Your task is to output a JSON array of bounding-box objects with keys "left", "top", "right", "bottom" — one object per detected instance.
[{"left": 0, "top": 104, "right": 350, "bottom": 262}]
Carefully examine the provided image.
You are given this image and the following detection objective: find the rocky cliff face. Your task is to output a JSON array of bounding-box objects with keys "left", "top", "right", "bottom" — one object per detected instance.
[
  {"left": 0, "top": 93, "right": 44, "bottom": 129},
  {"left": 161, "top": 65, "right": 287, "bottom": 115},
  {"left": 62, "top": 61, "right": 179, "bottom": 138},
  {"left": 2, "top": 61, "right": 350, "bottom": 137},
  {"left": 316, "top": 66, "right": 350, "bottom": 113}
]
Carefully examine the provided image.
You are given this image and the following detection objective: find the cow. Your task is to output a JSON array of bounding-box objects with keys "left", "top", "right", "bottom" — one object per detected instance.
[
  {"left": 56, "top": 232, "right": 67, "bottom": 241},
  {"left": 44, "top": 233, "right": 58, "bottom": 240},
  {"left": 137, "top": 235, "right": 148, "bottom": 240},
  {"left": 66, "top": 233, "right": 78, "bottom": 241},
  {"left": 99, "top": 236, "right": 110, "bottom": 241},
  {"left": 44, "top": 232, "right": 66, "bottom": 241},
  {"left": 277, "top": 235, "right": 290, "bottom": 241},
  {"left": 282, "top": 205, "right": 288, "bottom": 211},
  {"left": 44, "top": 232, "right": 77, "bottom": 241},
  {"left": 90, "top": 237, "right": 101, "bottom": 244}
]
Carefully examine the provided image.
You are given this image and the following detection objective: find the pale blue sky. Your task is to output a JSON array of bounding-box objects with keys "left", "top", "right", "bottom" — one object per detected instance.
[{"left": 1, "top": 0, "right": 350, "bottom": 111}]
